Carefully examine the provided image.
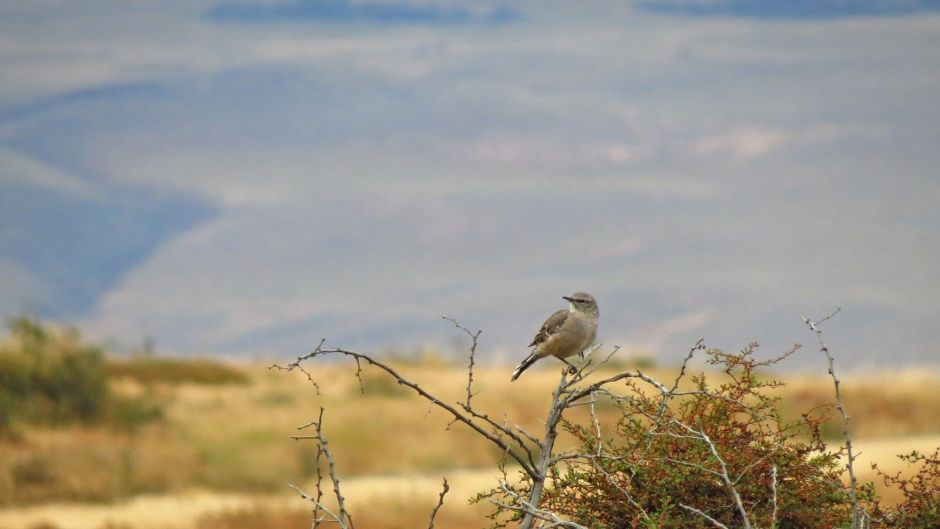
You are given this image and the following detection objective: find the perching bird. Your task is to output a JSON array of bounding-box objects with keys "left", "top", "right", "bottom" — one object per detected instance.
[{"left": 511, "top": 292, "right": 599, "bottom": 381}]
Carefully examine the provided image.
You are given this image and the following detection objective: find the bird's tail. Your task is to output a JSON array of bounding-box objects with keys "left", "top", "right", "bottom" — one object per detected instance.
[{"left": 511, "top": 352, "right": 539, "bottom": 382}]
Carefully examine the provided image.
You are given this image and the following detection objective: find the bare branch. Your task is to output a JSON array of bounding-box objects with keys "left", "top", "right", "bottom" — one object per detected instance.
[
  {"left": 652, "top": 339, "right": 705, "bottom": 426},
  {"left": 770, "top": 465, "right": 778, "bottom": 529},
  {"left": 269, "top": 338, "right": 325, "bottom": 395},
  {"left": 515, "top": 424, "right": 543, "bottom": 447},
  {"left": 289, "top": 483, "right": 347, "bottom": 529},
  {"left": 289, "top": 408, "right": 354, "bottom": 529},
  {"left": 679, "top": 504, "right": 731, "bottom": 529},
  {"left": 566, "top": 343, "right": 615, "bottom": 385},
  {"left": 353, "top": 357, "right": 365, "bottom": 394},
  {"left": 520, "top": 367, "right": 573, "bottom": 529},
  {"left": 442, "top": 315, "right": 482, "bottom": 409},
  {"left": 461, "top": 406, "right": 537, "bottom": 469},
  {"left": 495, "top": 479, "right": 589, "bottom": 529},
  {"left": 802, "top": 308, "right": 864, "bottom": 529},
  {"left": 283, "top": 346, "right": 539, "bottom": 478},
  {"left": 577, "top": 454, "right": 650, "bottom": 520},
  {"left": 589, "top": 391, "right": 602, "bottom": 455},
  {"left": 672, "top": 420, "right": 753, "bottom": 529}
]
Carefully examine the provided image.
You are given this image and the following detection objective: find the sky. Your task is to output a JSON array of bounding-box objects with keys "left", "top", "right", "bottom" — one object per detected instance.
[{"left": 1, "top": 0, "right": 939, "bottom": 370}]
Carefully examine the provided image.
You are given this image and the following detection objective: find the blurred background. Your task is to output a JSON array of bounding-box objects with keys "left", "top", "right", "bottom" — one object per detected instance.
[
  {"left": 1, "top": 1, "right": 939, "bottom": 528},
  {"left": 2, "top": 0, "right": 939, "bottom": 369}
]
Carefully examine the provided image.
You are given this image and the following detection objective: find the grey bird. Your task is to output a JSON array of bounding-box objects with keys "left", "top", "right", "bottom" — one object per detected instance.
[{"left": 511, "top": 292, "right": 599, "bottom": 381}]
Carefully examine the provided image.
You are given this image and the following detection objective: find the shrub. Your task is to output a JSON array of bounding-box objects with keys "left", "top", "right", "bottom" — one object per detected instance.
[
  {"left": 544, "top": 345, "right": 851, "bottom": 528},
  {"left": 0, "top": 316, "right": 109, "bottom": 428},
  {"left": 869, "top": 448, "right": 940, "bottom": 529},
  {"left": 473, "top": 344, "right": 871, "bottom": 529},
  {"left": 105, "top": 357, "right": 248, "bottom": 385},
  {"left": 0, "top": 316, "right": 164, "bottom": 431}
]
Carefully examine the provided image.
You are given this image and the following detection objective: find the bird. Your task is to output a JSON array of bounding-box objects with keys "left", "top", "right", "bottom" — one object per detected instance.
[{"left": 511, "top": 292, "right": 599, "bottom": 381}]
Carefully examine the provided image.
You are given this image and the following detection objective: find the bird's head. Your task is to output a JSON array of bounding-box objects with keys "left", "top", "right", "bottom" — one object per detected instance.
[{"left": 563, "top": 292, "right": 599, "bottom": 317}]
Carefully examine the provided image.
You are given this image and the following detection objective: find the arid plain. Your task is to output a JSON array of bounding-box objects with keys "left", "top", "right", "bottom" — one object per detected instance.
[{"left": 1, "top": 348, "right": 938, "bottom": 529}]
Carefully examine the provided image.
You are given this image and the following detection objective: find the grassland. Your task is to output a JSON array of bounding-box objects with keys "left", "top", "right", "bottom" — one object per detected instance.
[{"left": 0, "top": 353, "right": 938, "bottom": 529}]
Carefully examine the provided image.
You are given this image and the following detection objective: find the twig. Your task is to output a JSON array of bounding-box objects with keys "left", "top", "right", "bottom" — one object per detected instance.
[
  {"left": 289, "top": 408, "right": 354, "bottom": 529},
  {"left": 442, "top": 316, "right": 482, "bottom": 409},
  {"left": 589, "top": 391, "right": 602, "bottom": 455},
  {"left": 672, "top": 420, "right": 753, "bottom": 529},
  {"left": 269, "top": 338, "right": 325, "bottom": 395},
  {"left": 320, "top": 409, "right": 354, "bottom": 529},
  {"left": 427, "top": 477, "right": 449, "bottom": 529},
  {"left": 283, "top": 346, "right": 539, "bottom": 478},
  {"left": 679, "top": 504, "right": 731, "bottom": 529},
  {"left": 494, "top": 479, "right": 589, "bottom": 529},
  {"left": 802, "top": 308, "right": 863, "bottom": 529},
  {"left": 289, "top": 483, "right": 346, "bottom": 529},
  {"left": 643, "top": 339, "right": 707, "bottom": 455}
]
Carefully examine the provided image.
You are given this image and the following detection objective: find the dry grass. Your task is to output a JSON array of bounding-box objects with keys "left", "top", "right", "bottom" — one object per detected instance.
[
  {"left": 0, "top": 470, "right": 495, "bottom": 529},
  {"left": 0, "top": 358, "right": 937, "bottom": 528}
]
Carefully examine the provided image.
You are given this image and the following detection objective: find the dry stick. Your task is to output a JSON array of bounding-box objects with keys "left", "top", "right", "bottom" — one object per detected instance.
[
  {"left": 280, "top": 346, "right": 539, "bottom": 478},
  {"left": 802, "top": 308, "right": 863, "bottom": 529},
  {"left": 427, "top": 477, "right": 449, "bottom": 529}
]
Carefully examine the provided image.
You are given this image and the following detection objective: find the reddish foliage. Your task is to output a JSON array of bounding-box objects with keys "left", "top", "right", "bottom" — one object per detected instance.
[{"left": 868, "top": 448, "right": 940, "bottom": 529}]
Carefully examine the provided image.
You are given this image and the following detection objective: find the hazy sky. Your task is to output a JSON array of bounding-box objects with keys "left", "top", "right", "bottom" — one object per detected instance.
[{"left": 2, "top": 0, "right": 939, "bottom": 370}]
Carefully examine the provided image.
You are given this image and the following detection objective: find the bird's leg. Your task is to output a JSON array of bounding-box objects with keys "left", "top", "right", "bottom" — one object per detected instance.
[{"left": 560, "top": 357, "right": 578, "bottom": 374}]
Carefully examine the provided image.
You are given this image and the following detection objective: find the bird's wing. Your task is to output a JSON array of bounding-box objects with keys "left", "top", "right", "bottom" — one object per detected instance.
[{"left": 529, "top": 309, "right": 568, "bottom": 347}]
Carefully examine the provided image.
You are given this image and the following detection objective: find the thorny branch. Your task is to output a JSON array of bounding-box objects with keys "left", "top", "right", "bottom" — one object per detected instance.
[
  {"left": 291, "top": 408, "right": 354, "bottom": 529},
  {"left": 427, "top": 477, "right": 449, "bottom": 529},
  {"left": 443, "top": 315, "right": 481, "bottom": 409},
  {"left": 276, "top": 338, "right": 540, "bottom": 478},
  {"left": 803, "top": 307, "right": 865, "bottom": 529}
]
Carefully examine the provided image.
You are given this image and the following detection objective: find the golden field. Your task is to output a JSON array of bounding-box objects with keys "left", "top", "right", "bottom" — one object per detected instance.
[{"left": 1, "top": 355, "right": 938, "bottom": 529}]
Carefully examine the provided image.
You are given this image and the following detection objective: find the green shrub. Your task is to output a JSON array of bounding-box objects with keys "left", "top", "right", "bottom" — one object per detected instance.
[
  {"left": 0, "top": 316, "right": 109, "bottom": 428},
  {"left": 0, "top": 316, "right": 163, "bottom": 431}
]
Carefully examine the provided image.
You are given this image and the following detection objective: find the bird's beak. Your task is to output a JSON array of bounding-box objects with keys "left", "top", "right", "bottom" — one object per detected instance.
[{"left": 562, "top": 296, "right": 574, "bottom": 302}]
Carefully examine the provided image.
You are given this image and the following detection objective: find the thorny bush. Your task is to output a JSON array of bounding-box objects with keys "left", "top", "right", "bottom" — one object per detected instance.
[{"left": 476, "top": 344, "right": 936, "bottom": 529}]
